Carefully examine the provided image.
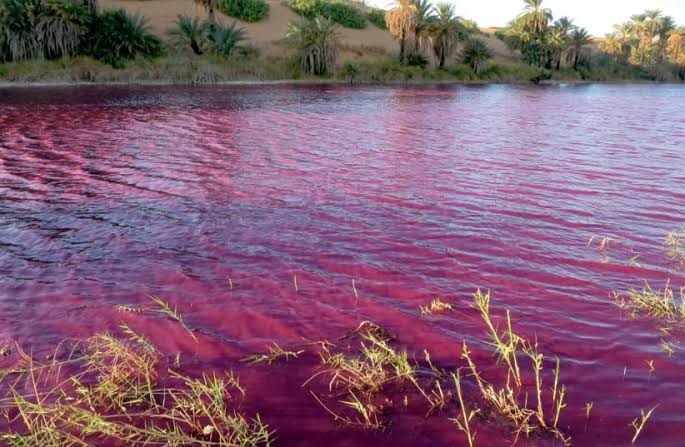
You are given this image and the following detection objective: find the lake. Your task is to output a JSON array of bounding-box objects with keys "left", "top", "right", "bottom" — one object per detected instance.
[{"left": 1, "top": 84, "right": 684, "bottom": 446}]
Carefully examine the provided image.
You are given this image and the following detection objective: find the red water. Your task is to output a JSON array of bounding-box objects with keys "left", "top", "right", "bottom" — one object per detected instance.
[{"left": 1, "top": 84, "right": 684, "bottom": 446}]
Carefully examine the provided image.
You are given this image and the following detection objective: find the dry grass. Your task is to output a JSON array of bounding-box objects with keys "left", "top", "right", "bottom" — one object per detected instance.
[
  {"left": 614, "top": 282, "right": 685, "bottom": 323},
  {"left": 631, "top": 406, "right": 657, "bottom": 444},
  {"left": 0, "top": 326, "right": 272, "bottom": 447},
  {"left": 419, "top": 298, "right": 453, "bottom": 315},
  {"left": 117, "top": 296, "right": 198, "bottom": 342},
  {"left": 243, "top": 343, "right": 304, "bottom": 364},
  {"left": 665, "top": 228, "right": 685, "bottom": 269}
]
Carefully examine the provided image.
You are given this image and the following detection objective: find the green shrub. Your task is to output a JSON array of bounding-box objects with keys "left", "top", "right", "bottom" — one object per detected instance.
[
  {"left": 319, "top": 3, "right": 365, "bottom": 29},
  {"left": 218, "top": 0, "right": 269, "bottom": 23},
  {"left": 168, "top": 14, "right": 207, "bottom": 55},
  {"left": 0, "top": 0, "right": 94, "bottom": 62},
  {"left": 88, "top": 9, "right": 161, "bottom": 67},
  {"left": 365, "top": 7, "right": 386, "bottom": 29},
  {"left": 460, "top": 38, "right": 492, "bottom": 74},
  {"left": 207, "top": 19, "right": 247, "bottom": 56},
  {"left": 290, "top": 0, "right": 321, "bottom": 18},
  {"left": 290, "top": 0, "right": 366, "bottom": 29}
]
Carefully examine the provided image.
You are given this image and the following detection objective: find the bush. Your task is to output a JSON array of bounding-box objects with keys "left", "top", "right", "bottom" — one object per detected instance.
[
  {"left": 0, "top": 0, "right": 94, "bottom": 62},
  {"left": 460, "top": 38, "right": 492, "bottom": 74},
  {"left": 290, "top": 0, "right": 366, "bottom": 29},
  {"left": 319, "top": 3, "right": 365, "bottom": 29},
  {"left": 218, "top": 0, "right": 269, "bottom": 23},
  {"left": 289, "top": 0, "right": 318, "bottom": 17},
  {"left": 88, "top": 9, "right": 161, "bottom": 67},
  {"left": 207, "top": 19, "right": 247, "bottom": 56},
  {"left": 365, "top": 7, "right": 386, "bottom": 29}
]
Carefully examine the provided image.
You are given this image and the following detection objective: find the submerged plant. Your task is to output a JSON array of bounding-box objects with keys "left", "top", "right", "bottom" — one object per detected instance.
[
  {"left": 419, "top": 298, "right": 453, "bottom": 315},
  {"left": 665, "top": 227, "right": 685, "bottom": 268},
  {"left": 631, "top": 406, "right": 658, "bottom": 444},
  {"left": 614, "top": 281, "right": 685, "bottom": 323},
  {"left": 243, "top": 343, "right": 304, "bottom": 364},
  {"left": 0, "top": 327, "right": 272, "bottom": 447}
]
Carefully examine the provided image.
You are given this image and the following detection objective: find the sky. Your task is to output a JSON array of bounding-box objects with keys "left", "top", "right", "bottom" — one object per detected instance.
[{"left": 367, "top": 0, "right": 685, "bottom": 36}]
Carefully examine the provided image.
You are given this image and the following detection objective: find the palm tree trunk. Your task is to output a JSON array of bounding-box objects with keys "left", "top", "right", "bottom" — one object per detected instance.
[
  {"left": 439, "top": 51, "right": 445, "bottom": 69},
  {"left": 399, "top": 32, "right": 406, "bottom": 63}
]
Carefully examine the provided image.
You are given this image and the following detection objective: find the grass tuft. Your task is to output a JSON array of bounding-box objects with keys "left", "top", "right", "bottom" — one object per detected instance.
[
  {"left": 614, "top": 282, "right": 685, "bottom": 323},
  {"left": 420, "top": 298, "right": 453, "bottom": 315},
  {"left": 243, "top": 343, "right": 304, "bottom": 364}
]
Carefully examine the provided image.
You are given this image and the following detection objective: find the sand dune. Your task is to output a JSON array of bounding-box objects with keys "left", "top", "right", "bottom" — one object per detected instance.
[{"left": 101, "top": 0, "right": 518, "bottom": 62}]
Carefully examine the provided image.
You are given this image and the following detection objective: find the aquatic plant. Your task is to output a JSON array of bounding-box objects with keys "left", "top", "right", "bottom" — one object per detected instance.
[
  {"left": 450, "top": 369, "right": 478, "bottom": 447},
  {"left": 243, "top": 343, "right": 304, "bottom": 364},
  {"left": 0, "top": 327, "right": 273, "bottom": 447},
  {"left": 614, "top": 281, "right": 685, "bottom": 323},
  {"left": 419, "top": 297, "right": 453, "bottom": 315},
  {"left": 665, "top": 227, "right": 685, "bottom": 268},
  {"left": 631, "top": 406, "right": 657, "bottom": 444}
]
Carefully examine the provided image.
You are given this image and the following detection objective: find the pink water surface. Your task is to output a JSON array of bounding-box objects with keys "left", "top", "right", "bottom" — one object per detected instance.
[{"left": 1, "top": 84, "right": 685, "bottom": 446}]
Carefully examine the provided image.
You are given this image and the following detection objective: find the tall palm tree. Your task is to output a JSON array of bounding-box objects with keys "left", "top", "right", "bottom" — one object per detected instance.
[
  {"left": 667, "top": 27, "right": 685, "bottom": 64},
  {"left": 601, "top": 33, "right": 623, "bottom": 59},
  {"left": 657, "top": 15, "right": 675, "bottom": 61},
  {"left": 567, "top": 27, "right": 591, "bottom": 69},
  {"left": 547, "top": 27, "right": 567, "bottom": 69},
  {"left": 614, "top": 22, "right": 635, "bottom": 58},
  {"left": 518, "top": 0, "right": 552, "bottom": 35},
  {"left": 409, "top": 0, "right": 434, "bottom": 56},
  {"left": 460, "top": 38, "right": 491, "bottom": 74},
  {"left": 430, "top": 3, "right": 462, "bottom": 68},
  {"left": 194, "top": 0, "right": 218, "bottom": 23},
  {"left": 385, "top": 0, "right": 417, "bottom": 63},
  {"left": 287, "top": 16, "right": 339, "bottom": 75}
]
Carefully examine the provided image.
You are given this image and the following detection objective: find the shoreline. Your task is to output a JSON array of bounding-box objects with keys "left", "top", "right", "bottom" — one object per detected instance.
[{"left": 0, "top": 78, "right": 674, "bottom": 88}]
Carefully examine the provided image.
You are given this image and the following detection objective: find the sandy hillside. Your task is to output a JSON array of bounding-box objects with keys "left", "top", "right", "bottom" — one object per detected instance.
[
  {"left": 101, "top": 0, "right": 518, "bottom": 62},
  {"left": 101, "top": 0, "right": 395, "bottom": 51}
]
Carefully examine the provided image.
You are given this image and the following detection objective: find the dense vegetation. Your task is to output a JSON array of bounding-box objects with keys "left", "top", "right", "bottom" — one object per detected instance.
[
  {"left": 365, "top": 7, "right": 386, "bottom": 30},
  {"left": 218, "top": 0, "right": 269, "bottom": 23},
  {"left": 0, "top": 0, "right": 160, "bottom": 67},
  {"left": 287, "top": 16, "right": 339, "bottom": 74},
  {"left": 601, "top": 11, "right": 685, "bottom": 81},
  {"left": 1, "top": 0, "right": 684, "bottom": 83},
  {"left": 289, "top": 0, "right": 366, "bottom": 29},
  {"left": 495, "top": 0, "right": 684, "bottom": 81}
]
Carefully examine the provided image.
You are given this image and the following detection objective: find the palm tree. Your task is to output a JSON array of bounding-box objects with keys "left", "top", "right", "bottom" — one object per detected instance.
[
  {"left": 667, "top": 27, "right": 685, "bottom": 64},
  {"left": 601, "top": 33, "right": 623, "bottom": 59},
  {"left": 518, "top": 0, "right": 552, "bottom": 35},
  {"left": 409, "top": 0, "right": 434, "bottom": 56},
  {"left": 430, "top": 3, "right": 462, "bottom": 69},
  {"left": 287, "top": 16, "right": 339, "bottom": 75},
  {"left": 169, "top": 14, "right": 206, "bottom": 55},
  {"left": 567, "top": 27, "right": 591, "bottom": 70},
  {"left": 657, "top": 15, "right": 675, "bottom": 61},
  {"left": 194, "top": 0, "right": 218, "bottom": 23},
  {"left": 546, "top": 27, "right": 566, "bottom": 69},
  {"left": 207, "top": 19, "right": 247, "bottom": 56},
  {"left": 36, "top": 0, "right": 92, "bottom": 59},
  {"left": 385, "top": 0, "right": 417, "bottom": 63},
  {"left": 613, "top": 22, "right": 635, "bottom": 58},
  {"left": 460, "top": 38, "right": 491, "bottom": 74}
]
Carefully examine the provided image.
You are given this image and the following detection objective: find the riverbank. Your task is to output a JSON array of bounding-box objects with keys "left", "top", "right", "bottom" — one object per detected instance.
[{"left": 1, "top": 54, "right": 676, "bottom": 87}]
